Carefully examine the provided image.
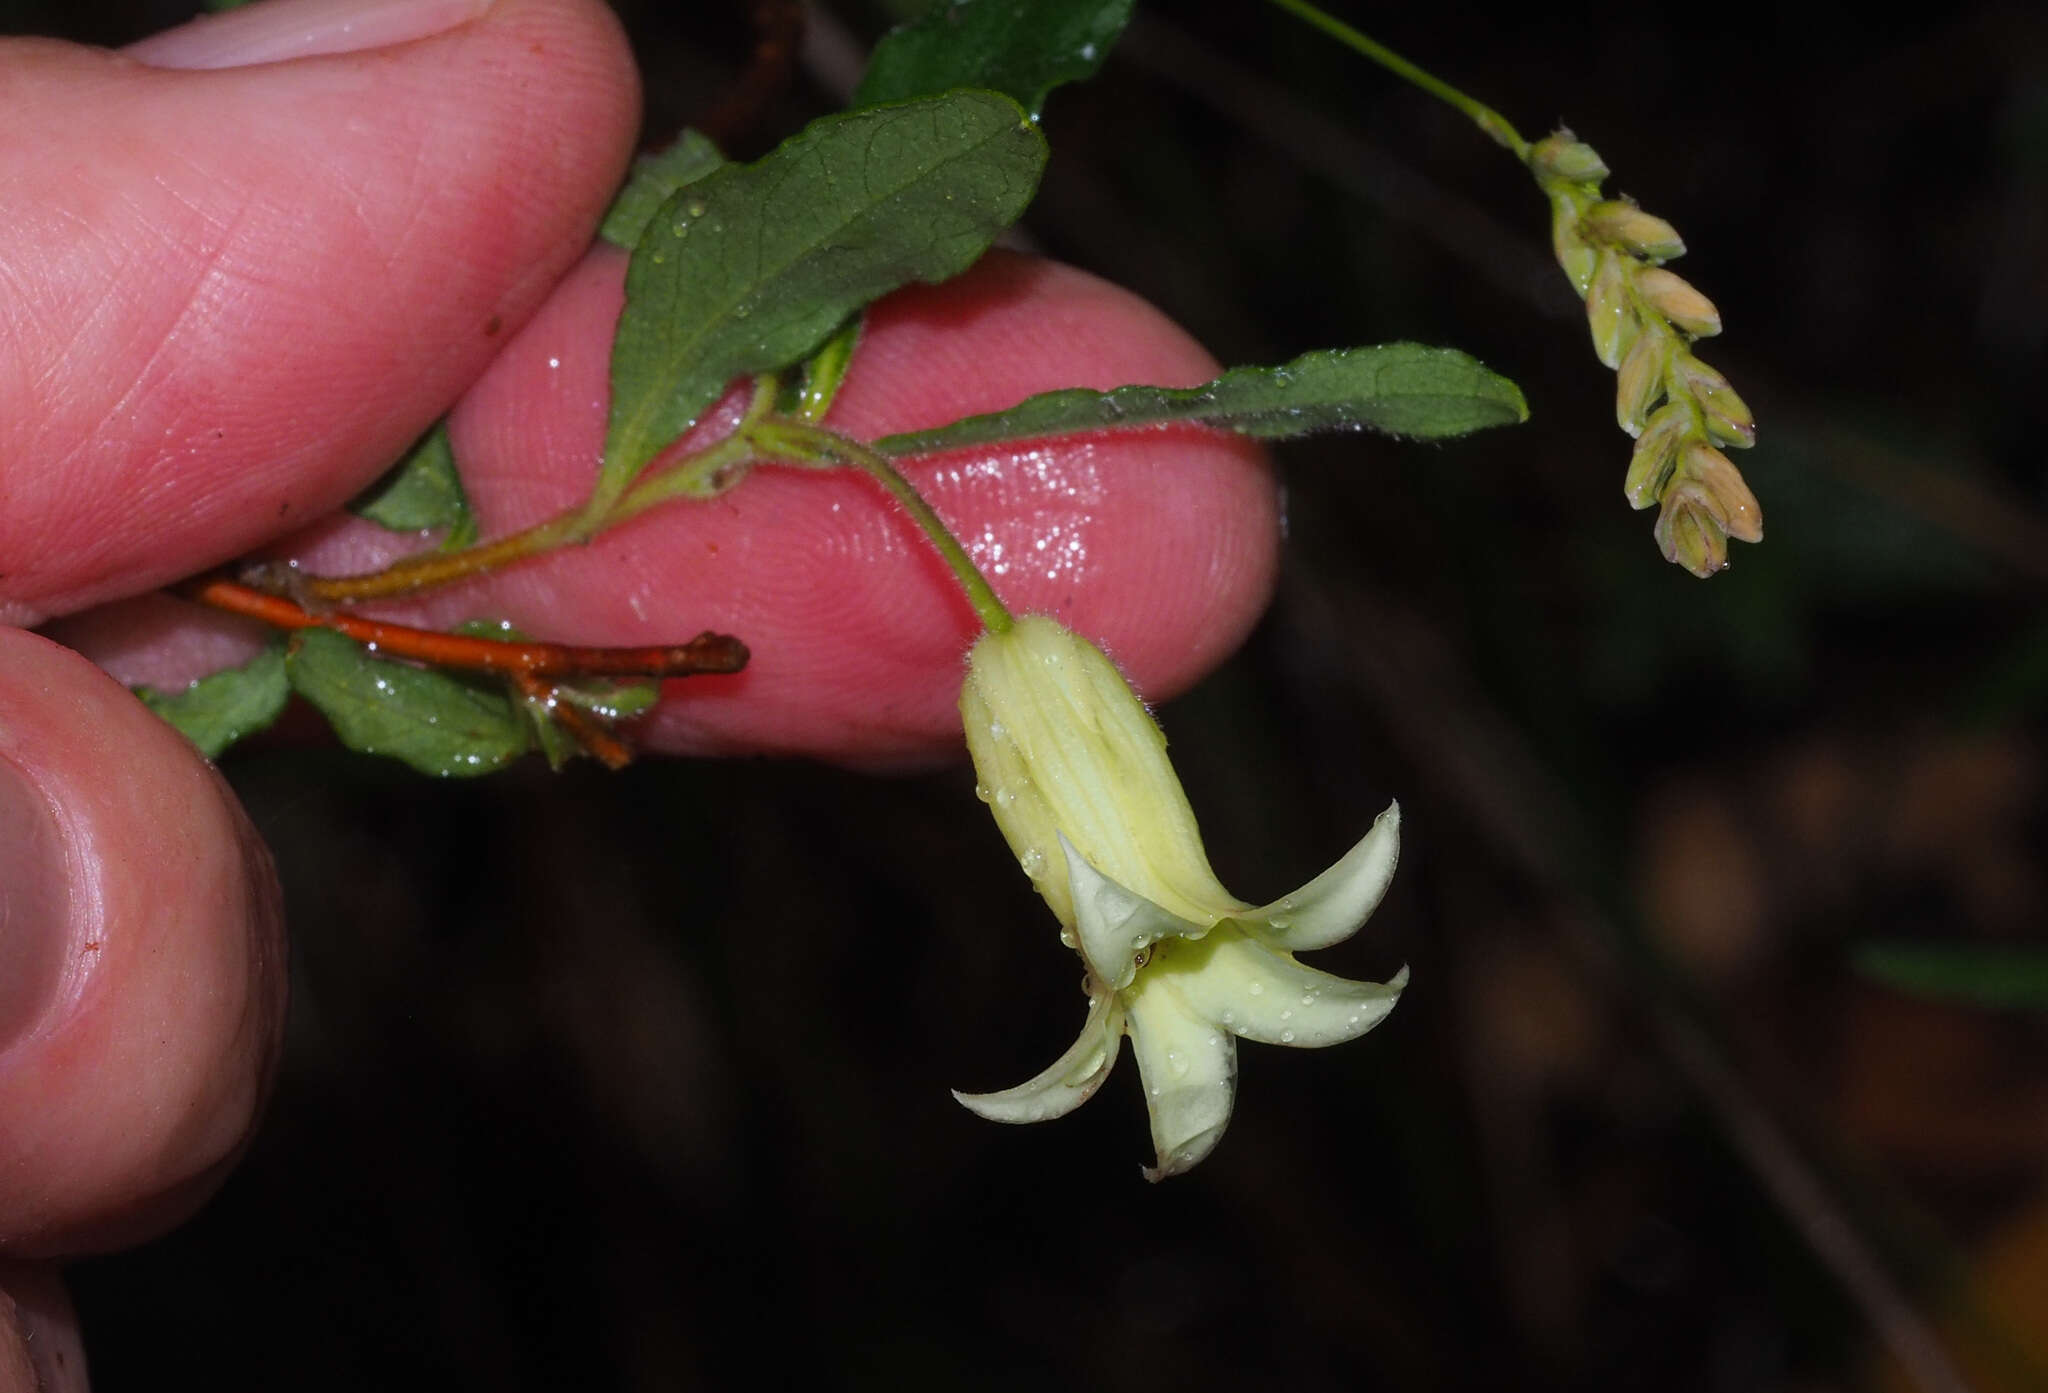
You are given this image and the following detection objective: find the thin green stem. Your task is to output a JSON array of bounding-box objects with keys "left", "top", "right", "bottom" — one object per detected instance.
[
  {"left": 755, "top": 420, "right": 1014, "bottom": 634},
  {"left": 297, "top": 506, "right": 594, "bottom": 604},
  {"left": 1263, "top": 0, "right": 1530, "bottom": 160},
  {"left": 296, "top": 422, "right": 767, "bottom": 603}
]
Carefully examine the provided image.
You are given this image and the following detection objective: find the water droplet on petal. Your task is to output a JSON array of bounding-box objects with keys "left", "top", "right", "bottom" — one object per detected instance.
[
  {"left": 1281, "top": 1029, "right": 1297, "bottom": 1043},
  {"left": 1247, "top": 981, "right": 1264, "bottom": 996}
]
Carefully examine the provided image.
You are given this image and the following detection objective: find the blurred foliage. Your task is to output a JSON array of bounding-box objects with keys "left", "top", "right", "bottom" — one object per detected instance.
[{"left": 6, "top": 0, "right": 2044, "bottom": 1389}]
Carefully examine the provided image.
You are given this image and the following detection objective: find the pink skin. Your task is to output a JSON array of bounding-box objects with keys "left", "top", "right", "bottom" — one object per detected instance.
[{"left": 0, "top": 0, "right": 1277, "bottom": 1382}]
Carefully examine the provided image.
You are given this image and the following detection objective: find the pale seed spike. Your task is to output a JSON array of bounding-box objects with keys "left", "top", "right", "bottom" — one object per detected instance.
[
  {"left": 1615, "top": 325, "right": 1670, "bottom": 437},
  {"left": 1551, "top": 192, "right": 1599, "bottom": 294},
  {"left": 1654, "top": 485, "right": 1730, "bottom": 577},
  {"left": 1682, "top": 442, "right": 1763, "bottom": 543},
  {"left": 1672, "top": 352, "right": 1756, "bottom": 448},
  {"left": 1529, "top": 130, "right": 1609, "bottom": 185},
  {"left": 1582, "top": 200, "right": 1686, "bottom": 262},
  {"left": 1636, "top": 267, "right": 1722, "bottom": 337},
  {"left": 1623, "top": 404, "right": 1689, "bottom": 509},
  {"left": 1586, "top": 251, "right": 1639, "bottom": 368}
]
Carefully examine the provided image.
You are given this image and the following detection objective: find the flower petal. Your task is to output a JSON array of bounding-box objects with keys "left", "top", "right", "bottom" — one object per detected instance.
[
  {"left": 1164, "top": 931, "right": 1407, "bottom": 1048},
  {"left": 1063, "top": 833, "right": 1211, "bottom": 990},
  {"left": 1123, "top": 971, "right": 1237, "bottom": 1181},
  {"left": 953, "top": 989, "right": 1126, "bottom": 1125},
  {"left": 1240, "top": 802, "right": 1400, "bottom": 952}
]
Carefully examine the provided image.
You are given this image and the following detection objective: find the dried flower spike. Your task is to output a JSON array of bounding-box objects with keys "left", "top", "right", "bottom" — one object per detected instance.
[{"left": 1527, "top": 130, "right": 1762, "bottom": 576}]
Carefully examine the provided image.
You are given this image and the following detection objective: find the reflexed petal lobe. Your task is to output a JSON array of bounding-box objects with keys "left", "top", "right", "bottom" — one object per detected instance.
[
  {"left": 1063, "top": 834, "right": 1210, "bottom": 991},
  {"left": 953, "top": 990, "right": 1126, "bottom": 1124},
  {"left": 1240, "top": 802, "right": 1400, "bottom": 952},
  {"left": 1167, "top": 932, "right": 1407, "bottom": 1048},
  {"left": 1123, "top": 973, "right": 1237, "bottom": 1180}
]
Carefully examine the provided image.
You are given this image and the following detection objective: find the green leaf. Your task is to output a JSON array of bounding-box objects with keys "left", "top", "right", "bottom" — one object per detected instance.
[
  {"left": 136, "top": 644, "right": 290, "bottom": 760},
  {"left": 856, "top": 0, "right": 1135, "bottom": 120},
  {"left": 874, "top": 345, "right": 1529, "bottom": 457},
  {"left": 1854, "top": 942, "right": 2048, "bottom": 1011},
  {"left": 285, "top": 629, "right": 530, "bottom": 777},
  {"left": 348, "top": 422, "right": 476, "bottom": 548},
  {"left": 793, "top": 313, "right": 864, "bottom": 422},
  {"left": 599, "top": 91, "right": 1047, "bottom": 506},
  {"left": 599, "top": 131, "right": 726, "bottom": 250}
]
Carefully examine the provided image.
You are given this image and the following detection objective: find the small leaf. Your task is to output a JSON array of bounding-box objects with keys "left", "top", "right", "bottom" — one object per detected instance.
[
  {"left": 856, "top": 0, "right": 1135, "bottom": 120},
  {"left": 285, "top": 629, "right": 530, "bottom": 777},
  {"left": 875, "top": 345, "right": 1529, "bottom": 457},
  {"left": 599, "top": 91, "right": 1046, "bottom": 506},
  {"left": 599, "top": 130, "right": 726, "bottom": 250},
  {"left": 793, "top": 314, "right": 864, "bottom": 422},
  {"left": 348, "top": 422, "right": 476, "bottom": 547},
  {"left": 136, "top": 644, "right": 290, "bottom": 760},
  {"left": 1854, "top": 942, "right": 2048, "bottom": 1011}
]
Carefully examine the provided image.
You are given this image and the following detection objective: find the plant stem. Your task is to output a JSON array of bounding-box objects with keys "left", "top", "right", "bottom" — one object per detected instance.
[
  {"left": 295, "top": 507, "right": 593, "bottom": 604},
  {"left": 1263, "top": 0, "right": 1529, "bottom": 160},
  {"left": 186, "top": 575, "right": 749, "bottom": 679},
  {"left": 755, "top": 420, "right": 1014, "bottom": 634},
  {"left": 609, "top": 433, "right": 761, "bottom": 524},
  {"left": 295, "top": 419, "right": 769, "bottom": 604}
]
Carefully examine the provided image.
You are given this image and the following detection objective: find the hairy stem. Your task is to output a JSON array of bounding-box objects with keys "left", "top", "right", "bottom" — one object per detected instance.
[
  {"left": 754, "top": 419, "right": 1014, "bottom": 634},
  {"left": 290, "top": 508, "right": 593, "bottom": 604}
]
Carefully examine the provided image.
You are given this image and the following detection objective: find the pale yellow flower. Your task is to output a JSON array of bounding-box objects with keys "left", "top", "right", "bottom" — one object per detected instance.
[{"left": 954, "top": 616, "right": 1407, "bottom": 1178}]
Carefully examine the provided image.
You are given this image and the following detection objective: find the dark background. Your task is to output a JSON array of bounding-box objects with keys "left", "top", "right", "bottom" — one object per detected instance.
[{"left": 9, "top": 0, "right": 2048, "bottom": 1388}]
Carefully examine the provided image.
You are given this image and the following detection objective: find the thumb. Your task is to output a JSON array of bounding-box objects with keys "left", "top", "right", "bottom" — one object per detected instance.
[{"left": 0, "top": 0, "right": 639, "bottom": 625}]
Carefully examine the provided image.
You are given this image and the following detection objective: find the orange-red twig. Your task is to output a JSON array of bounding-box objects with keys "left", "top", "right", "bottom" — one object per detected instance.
[
  {"left": 512, "top": 673, "right": 637, "bottom": 770},
  {"left": 181, "top": 575, "right": 750, "bottom": 680}
]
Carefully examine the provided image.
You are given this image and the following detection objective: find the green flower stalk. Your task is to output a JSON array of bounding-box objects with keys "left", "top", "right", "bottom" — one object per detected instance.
[{"left": 954, "top": 616, "right": 1407, "bottom": 1178}]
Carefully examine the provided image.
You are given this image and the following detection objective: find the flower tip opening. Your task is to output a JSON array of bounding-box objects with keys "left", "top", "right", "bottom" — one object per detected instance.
[{"left": 1142, "top": 1121, "right": 1230, "bottom": 1182}]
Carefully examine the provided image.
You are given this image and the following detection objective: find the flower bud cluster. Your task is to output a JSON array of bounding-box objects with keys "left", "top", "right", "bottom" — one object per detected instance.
[{"left": 1529, "top": 131, "right": 1761, "bottom": 577}]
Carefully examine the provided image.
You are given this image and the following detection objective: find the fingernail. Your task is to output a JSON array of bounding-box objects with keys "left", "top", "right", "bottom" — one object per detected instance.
[
  {"left": 125, "top": 0, "right": 494, "bottom": 71},
  {"left": 0, "top": 757, "right": 73, "bottom": 1053}
]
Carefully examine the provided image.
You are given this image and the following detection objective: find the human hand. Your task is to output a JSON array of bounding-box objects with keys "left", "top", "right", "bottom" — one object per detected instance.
[{"left": 0, "top": 0, "right": 1278, "bottom": 1383}]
